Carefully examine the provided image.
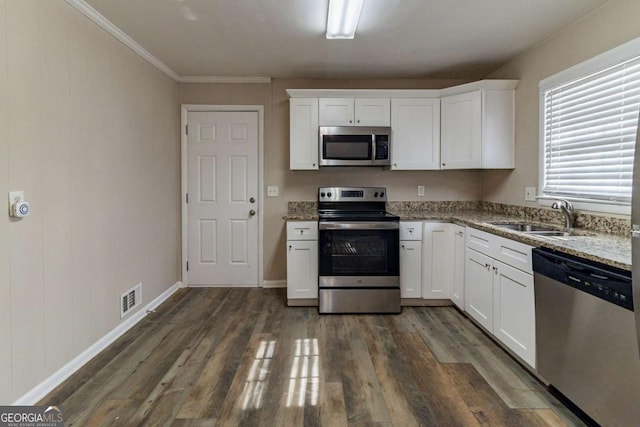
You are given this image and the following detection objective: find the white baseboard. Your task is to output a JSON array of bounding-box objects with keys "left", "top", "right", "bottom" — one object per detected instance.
[
  {"left": 262, "top": 280, "right": 286, "bottom": 288},
  {"left": 13, "top": 281, "right": 182, "bottom": 405}
]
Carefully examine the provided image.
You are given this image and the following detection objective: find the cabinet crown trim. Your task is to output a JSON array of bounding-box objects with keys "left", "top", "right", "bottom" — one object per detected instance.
[{"left": 286, "top": 80, "right": 519, "bottom": 99}]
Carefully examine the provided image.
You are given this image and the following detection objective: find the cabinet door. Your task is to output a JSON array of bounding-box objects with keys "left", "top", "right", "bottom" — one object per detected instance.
[
  {"left": 482, "top": 90, "right": 515, "bottom": 169},
  {"left": 441, "top": 91, "right": 482, "bottom": 169},
  {"left": 464, "top": 247, "right": 493, "bottom": 332},
  {"left": 355, "top": 98, "right": 390, "bottom": 126},
  {"left": 451, "top": 225, "right": 465, "bottom": 310},
  {"left": 390, "top": 98, "right": 440, "bottom": 170},
  {"left": 290, "top": 98, "right": 319, "bottom": 170},
  {"left": 287, "top": 240, "right": 318, "bottom": 300},
  {"left": 493, "top": 260, "right": 536, "bottom": 367},
  {"left": 319, "top": 98, "right": 354, "bottom": 126},
  {"left": 400, "top": 240, "right": 422, "bottom": 298},
  {"left": 422, "top": 223, "right": 453, "bottom": 299}
]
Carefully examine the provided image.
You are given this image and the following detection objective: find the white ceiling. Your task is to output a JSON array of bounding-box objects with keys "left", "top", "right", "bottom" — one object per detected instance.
[{"left": 82, "top": 0, "right": 609, "bottom": 80}]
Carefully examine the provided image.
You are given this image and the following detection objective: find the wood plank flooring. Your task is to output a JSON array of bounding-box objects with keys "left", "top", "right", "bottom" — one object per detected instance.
[{"left": 41, "top": 288, "right": 587, "bottom": 427}]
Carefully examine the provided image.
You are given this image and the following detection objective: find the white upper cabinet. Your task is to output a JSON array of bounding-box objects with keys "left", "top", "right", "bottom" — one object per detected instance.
[
  {"left": 319, "top": 98, "right": 355, "bottom": 126},
  {"left": 287, "top": 81, "right": 517, "bottom": 171},
  {"left": 441, "top": 91, "right": 482, "bottom": 169},
  {"left": 289, "top": 98, "right": 319, "bottom": 170},
  {"left": 390, "top": 98, "right": 440, "bottom": 170},
  {"left": 319, "top": 98, "right": 390, "bottom": 126},
  {"left": 441, "top": 89, "right": 515, "bottom": 169},
  {"left": 354, "top": 98, "right": 391, "bottom": 126}
]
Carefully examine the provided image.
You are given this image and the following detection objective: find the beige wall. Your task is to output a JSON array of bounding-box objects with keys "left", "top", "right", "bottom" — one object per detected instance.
[
  {"left": 484, "top": 0, "right": 640, "bottom": 212},
  {"left": 179, "top": 77, "right": 484, "bottom": 282},
  {"left": 0, "top": 1, "right": 180, "bottom": 403}
]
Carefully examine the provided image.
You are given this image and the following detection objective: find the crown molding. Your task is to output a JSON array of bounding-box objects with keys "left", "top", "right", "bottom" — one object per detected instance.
[
  {"left": 66, "top": 0, "right": 181, "bottom": 81},
  {"left": 66, "top": 0, "right": 273, "bottom": 84},
  {"left": 286, "top": 80, "right": 520, "bottom": 98},
  {"left": 179, "top": 76, "right": 272, "bottom": 84}
]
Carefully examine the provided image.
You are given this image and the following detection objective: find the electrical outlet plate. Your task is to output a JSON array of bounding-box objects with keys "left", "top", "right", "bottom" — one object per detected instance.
[
  {"left": 417, "top": 185, "right": 425, "bottom": 197},
  {"left": 525, "top": 187, "right": 536, "bottom": 201},
  {"left": 267, "top": 186, "right": 279, "bottom": 197}
]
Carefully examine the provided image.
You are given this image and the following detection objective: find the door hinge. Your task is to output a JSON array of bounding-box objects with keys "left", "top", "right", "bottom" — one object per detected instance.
[
  {"left": 186, "top": 261, "right": 189, "bottom": 271},
  {"left": 185, "top": 124, "right": 188, "bottom": 135}
]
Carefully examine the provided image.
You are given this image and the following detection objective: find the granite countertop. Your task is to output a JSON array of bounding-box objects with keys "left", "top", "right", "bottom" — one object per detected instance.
[
  {"left": 284, "top": 207, "right": 631, "bottom": 271},
  {"left": 391, "top": 209, "right": 630, "bottom": 271}
]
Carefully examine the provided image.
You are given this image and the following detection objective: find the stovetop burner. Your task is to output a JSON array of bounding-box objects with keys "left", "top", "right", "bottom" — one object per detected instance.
[
  {"left": 317, "top": 186, "right": 398, "bottom": 222},
  {"left": 318, "top": 211, "right": 399, "bottom": 222}
]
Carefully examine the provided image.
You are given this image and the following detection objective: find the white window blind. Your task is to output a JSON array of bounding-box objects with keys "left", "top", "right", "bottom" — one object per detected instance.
[{"left": 542, "top": 56, "right": 640, "bottom": 204}]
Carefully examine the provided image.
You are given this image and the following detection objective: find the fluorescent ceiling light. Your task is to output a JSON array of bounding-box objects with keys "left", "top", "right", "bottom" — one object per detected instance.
[{"left": 326, "top": 0, "right": 364, "bottom": 39}]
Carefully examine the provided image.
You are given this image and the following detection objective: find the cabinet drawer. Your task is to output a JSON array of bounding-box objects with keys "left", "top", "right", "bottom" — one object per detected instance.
[
  {"left": 493, "top": 238, "right": 533, "bottom": 274},
  {"left": 466, "top": 227, "right": 533, "bottom": 273},
  {"left": 400, "top": 222, "right": 423, "bottom": 240},
  {"left": 287, "top": 221, "right": 318, "bottom": 240},
  {"left": 465, "top": 227, "right": 493, "bottom": 255}
]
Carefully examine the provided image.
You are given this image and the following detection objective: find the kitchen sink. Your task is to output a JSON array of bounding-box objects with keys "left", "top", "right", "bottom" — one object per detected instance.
[
  {"left": 488, "top": 222, "right": 593, "bottom": 238},
  {"left": 491, "top": 223, "right": 559, "bottom": 233}
]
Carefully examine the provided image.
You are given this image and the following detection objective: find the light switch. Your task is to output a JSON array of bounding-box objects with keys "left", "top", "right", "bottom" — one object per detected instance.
[
  {"left": 267, "top": 185, "right": 279, "bottom": 197},
  {"left": 525, "top": 187, "right": 536, "bottom": 201},
  {"left": 417, "top": 185, "right": 425, "bottom": 197}
]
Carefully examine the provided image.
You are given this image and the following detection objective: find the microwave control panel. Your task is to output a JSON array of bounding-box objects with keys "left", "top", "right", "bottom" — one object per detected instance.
[{"left": 375, "top": 135, "right": 389, "bottom": 160}]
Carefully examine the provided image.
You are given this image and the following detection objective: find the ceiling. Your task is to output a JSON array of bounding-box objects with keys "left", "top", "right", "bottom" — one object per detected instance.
[{"left": 82, "top": 0, "right": 609, "bottom": 81}]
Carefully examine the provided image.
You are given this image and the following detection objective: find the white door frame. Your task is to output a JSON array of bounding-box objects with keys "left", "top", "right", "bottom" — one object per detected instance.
[{"left": 181, "top": 104, "right": 265, "bottom": 287}]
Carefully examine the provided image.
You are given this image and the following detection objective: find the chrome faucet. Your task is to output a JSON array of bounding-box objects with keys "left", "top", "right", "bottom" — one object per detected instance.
[{"left": 550, "top": 199, "right": 575, "bottom": 228}]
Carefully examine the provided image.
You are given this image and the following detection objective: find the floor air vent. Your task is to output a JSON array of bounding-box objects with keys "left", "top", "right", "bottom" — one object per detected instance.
[{"left": 121, "top": 283, "right": 142, "bottom": 318}]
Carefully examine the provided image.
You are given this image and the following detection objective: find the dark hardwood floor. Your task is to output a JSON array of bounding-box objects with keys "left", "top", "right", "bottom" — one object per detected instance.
[{"left": 41, "top": 288, "right": 586, "bottom": 426}]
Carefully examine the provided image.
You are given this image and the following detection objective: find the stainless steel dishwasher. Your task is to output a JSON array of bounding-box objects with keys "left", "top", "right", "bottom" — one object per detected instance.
[{"left": 533, "top": 248, "right": 640, "bottom": 427}]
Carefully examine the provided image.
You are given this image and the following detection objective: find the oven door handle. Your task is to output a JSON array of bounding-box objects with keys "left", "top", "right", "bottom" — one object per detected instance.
[{"left": 319, "top": 221, "right": 400, "bottom": 230}]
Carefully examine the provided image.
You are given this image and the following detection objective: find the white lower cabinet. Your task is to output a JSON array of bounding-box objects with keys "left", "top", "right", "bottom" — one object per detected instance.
[
  {"left": 464, "top": 227, "right": 536, "bottom": 368},
  {"left": 400, "top": 240, "right": 422, "bottom": 298},
  {"left": 400, "top": 222, "right": 423, "bottom": 298},
  {"left": 422, "top": 223, "right": 453, "bottom": 299},
  {"left": 286, "top": 221, "right": 318, "bottom": 302},
  {"left": 493, "top": 260, "right": 536, "bottom": 367},
  {"left": 464, "top": 247, "right": 494, "bottom": 331},
  {"left": 451, "top": 225, "right": 466, "bottom": 310}
]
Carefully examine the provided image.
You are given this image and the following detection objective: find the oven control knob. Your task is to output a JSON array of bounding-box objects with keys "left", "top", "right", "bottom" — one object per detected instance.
[
  {"left": 380, "top": 192, "right": 385, "bottom": 197},
  {"left": 374, "top": 192, "right": 379, "bottom": 197},
  {"left": 327, "top": 192, "right": 332, "bottom": 197},
  {"left": 321, "top": 192, "right": 326, "bottom": 198}
]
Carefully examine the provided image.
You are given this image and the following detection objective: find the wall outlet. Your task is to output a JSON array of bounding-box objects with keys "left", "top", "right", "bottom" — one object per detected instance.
[
  {"left": 525, "top": 187, "right": 536, "bottom": 201},
  {"left": 417, "top": 185, "right": 425, "bottom": 197},
  {"left": 267, "top": 185, "right": 279, "bottom": 197}
]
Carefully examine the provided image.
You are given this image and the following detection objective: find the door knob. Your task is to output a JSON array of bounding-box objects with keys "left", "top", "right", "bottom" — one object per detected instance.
[
  {"left": 249, "top": 210, "right": 256, "bottom": 216},
  {"left": 250, "top": 197, "right": 255, "bottom": 203}
]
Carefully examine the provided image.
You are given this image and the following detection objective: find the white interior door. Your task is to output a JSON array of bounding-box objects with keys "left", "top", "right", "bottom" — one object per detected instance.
[{"left": 187, "top": 111, "right": 258, "bottom": 285}]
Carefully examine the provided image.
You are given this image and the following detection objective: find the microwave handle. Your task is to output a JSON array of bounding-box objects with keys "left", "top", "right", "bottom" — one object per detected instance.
[{"left": 371, "top": 135, "right": 376, "bottom": 160}]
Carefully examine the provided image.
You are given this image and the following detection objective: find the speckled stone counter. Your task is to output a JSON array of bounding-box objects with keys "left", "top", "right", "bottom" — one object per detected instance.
[
  {"left": 284, "top": 201, "right": 631, "bottom": 271},
  {"left": 285, "top": 202, "right": 318, "bottom": 221},
  {"left": 391, "top": 209, "right": 631, "bottom": 271}
]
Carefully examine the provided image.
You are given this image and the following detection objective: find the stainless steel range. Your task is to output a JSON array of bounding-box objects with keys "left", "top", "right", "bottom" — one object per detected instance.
[{"left": 317, "top": 187, "right": 401, "bottom": 314}]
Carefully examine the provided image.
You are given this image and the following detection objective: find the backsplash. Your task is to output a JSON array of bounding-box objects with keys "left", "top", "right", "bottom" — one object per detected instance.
[
  {"left": 286, "top": 200, "right": 631, "bottom": 236},
  {"left": 480, "top": 202, "right": 631, "bottom": 236},
  {"left": 287, "top": 201, "right": 317, "bottom": 214},
  {"left": 387, "top": 201, "right": 480, "bottom": 212}
]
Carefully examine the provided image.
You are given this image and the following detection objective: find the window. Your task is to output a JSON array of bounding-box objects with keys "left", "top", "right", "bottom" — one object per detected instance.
[{"left": 539, "top": 38, "right": 640, "bottom": 210}]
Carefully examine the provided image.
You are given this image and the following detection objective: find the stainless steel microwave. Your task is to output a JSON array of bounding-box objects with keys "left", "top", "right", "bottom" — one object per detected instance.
[{"left": 319, "top": 126, "right": 391, "bottom": 167}]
